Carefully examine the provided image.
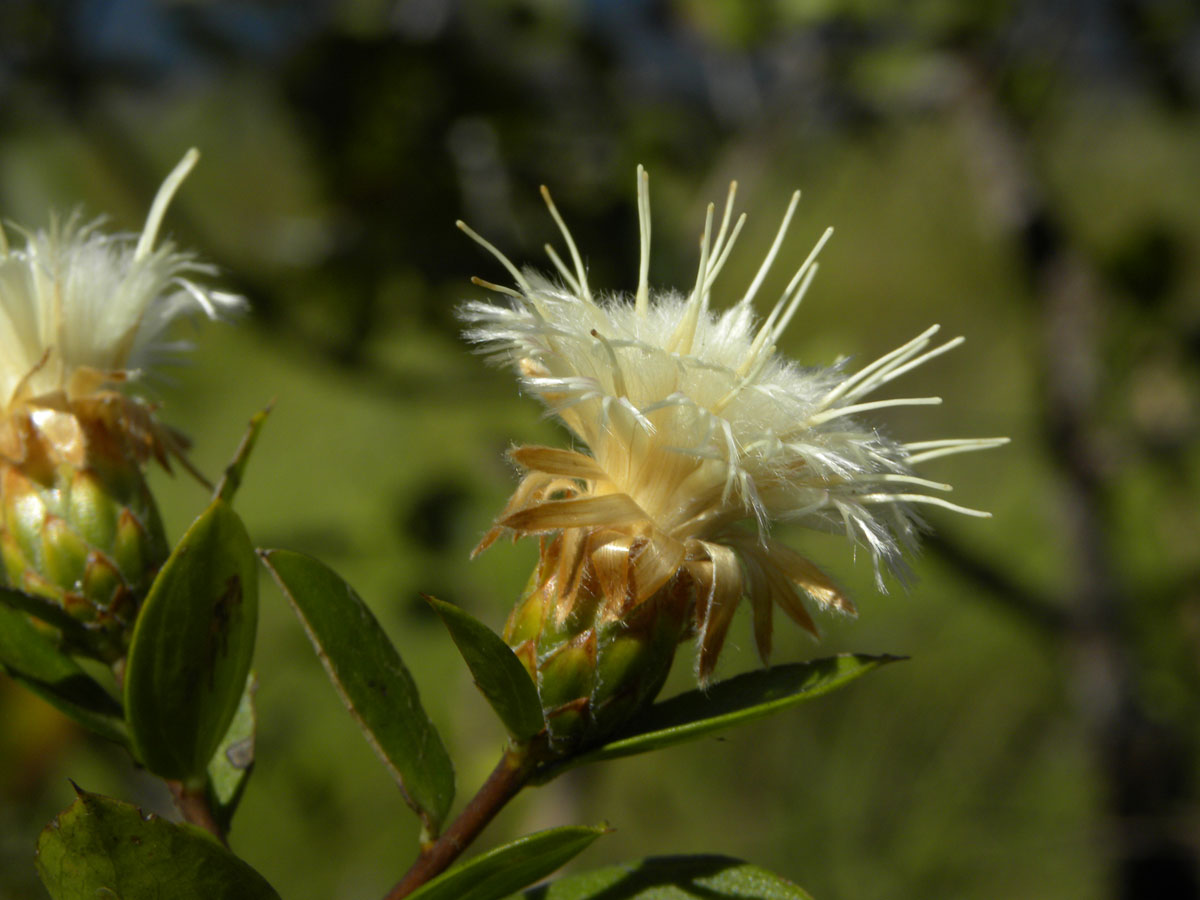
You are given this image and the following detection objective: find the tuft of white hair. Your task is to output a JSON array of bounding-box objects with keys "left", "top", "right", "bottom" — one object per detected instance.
[{"left": 0, "top": 149, "right": 244, "bottom": 410}]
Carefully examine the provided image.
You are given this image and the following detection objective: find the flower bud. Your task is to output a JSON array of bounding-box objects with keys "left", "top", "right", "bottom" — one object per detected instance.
[
  {"left": 0, "top": 399, "right": 170, "bottom": 660},
  {"left": 504, "top": 534, "right": 694, "bottom": 752}
]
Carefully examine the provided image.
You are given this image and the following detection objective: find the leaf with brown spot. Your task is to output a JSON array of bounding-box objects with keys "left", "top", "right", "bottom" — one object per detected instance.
[{"left": 124, "top": 499, "right": 258, "bottom": 780}]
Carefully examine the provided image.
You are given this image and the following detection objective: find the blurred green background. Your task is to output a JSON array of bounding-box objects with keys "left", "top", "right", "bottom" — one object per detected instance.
[{"left": 1, "top": 1, "right": 1199, "bottom": 898}]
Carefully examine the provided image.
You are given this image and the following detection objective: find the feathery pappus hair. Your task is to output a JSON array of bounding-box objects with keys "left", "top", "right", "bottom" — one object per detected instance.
[{"left": 0, "top": 149, "right": 243, "bottom": 472}]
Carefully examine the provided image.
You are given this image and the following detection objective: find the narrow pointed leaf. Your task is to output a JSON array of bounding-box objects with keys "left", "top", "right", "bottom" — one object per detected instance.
[
  {"left": 426, "top": 595, "right": 544, "bottom": 741},
  {"left": 540, "top": 654, "right": 900, "bottom": 779},
  {"left": 408, "top": 825, "right": 608, "bottom": 900},
  {"left": 36, "top": 788, "right": 280, "bottom": 900},
  {"left": 517, "top": 855, "right": 813, "bottom": 899},
  {"left": 259, "top": 549, "right": 454, "bottom": 832},
  {"left": 215, "top": 404, "right": 272, "bottom": 505},
  {"left": 0, "top": 601, "right": 126, "bottom": 744},
  {"left": 124, "top": 499, "right": 259, "bottom": 780},
  {"left": 206, "top": 672, "right": 257, "bottom": 833}
]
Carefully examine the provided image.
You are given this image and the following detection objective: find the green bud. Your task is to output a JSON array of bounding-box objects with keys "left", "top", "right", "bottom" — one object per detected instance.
[
  {"left": 1, "top": 449, "right": 169, "bottom": 662},
  {"left": 503, "top": 545, "right": 693, "bottom": 753}
]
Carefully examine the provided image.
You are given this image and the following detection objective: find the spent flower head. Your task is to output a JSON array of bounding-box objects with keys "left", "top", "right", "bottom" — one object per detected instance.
[
  {"left": 461, "top": 169, "right": 1005, "bottom": 685},
  {"left": 0, "top": 149, "right": 242, "bottom": 659}
]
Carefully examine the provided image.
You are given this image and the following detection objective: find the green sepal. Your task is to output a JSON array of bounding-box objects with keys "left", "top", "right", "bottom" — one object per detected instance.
[
  {"left": 259, "top": 549, "right": 455, "bottom": 834},
  {"left": 536, "top": 654, "right": 901, "bottom": 782},
  {"left": 5, "top": 480, "right": 45, "bottom": 564},
  {"left": 66, "top": 469, "right": 118, "bottom": 550},
  {"left": 538, "top": 637, "right": 596, "bottom": 712},
  {"left": 36, "top": 787, "right": 281, "bottom": 900},
  {"left": 124, "top": 499, "right": 259, "bottom": 780},
  {"left": 111, "top": 508, "right": 151, "bottom": 584},
  {"left": 426, "top": 595, "right": 545, "bottom": 742},
  {"left": 0, "top": 600, "right": 127, "bottom": 745},
  {"left": 407, "top": 825, "right": 609, "bottom": 900},
  {"left": 40, "top": 516, "right": 90, "bottom": 591},
  {"left": 516, "top": 854, "right": 813, "bottom": 899},
  {"left": 206, "top": 672, "right": 257, "bottom": 834}
]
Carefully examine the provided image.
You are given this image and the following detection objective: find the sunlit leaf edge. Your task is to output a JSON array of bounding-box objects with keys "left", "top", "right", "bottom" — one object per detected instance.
[
  {"left": 538, "top": 654, "right": 902, "bottom": 779},
  {"left": 515, "top": 854, "right": 814, "bottom": 900},
  {"left": 407, "top": 824, "right": 609, "bottom": 900},
  {"left": 36, "top": 787, "right": 280, "bottom": 900}
]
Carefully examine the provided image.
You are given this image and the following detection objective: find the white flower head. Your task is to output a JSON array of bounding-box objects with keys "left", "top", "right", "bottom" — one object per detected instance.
[
  {"left": 461, "top": 168, "right": 1006, "bottom": 681},
  {"left": 0, "top": 148, "right": 244, "bottom": 413}
]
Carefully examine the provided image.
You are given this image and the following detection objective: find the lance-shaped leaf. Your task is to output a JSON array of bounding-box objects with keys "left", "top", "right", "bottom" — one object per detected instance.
[
  {"left": 214, "top": 404, "right": 272, "bottom": 505},
  {"left": 426, "top": 595, "right": 544, "bottom": 741},
  {"left": 206, "top": 672, "right": 257, "bottom": 834},
  {"left": 36, "top": 787, "right": 280, "bottom": 900},
  {"left": 518, "top": 855, "right": 813, "bottom": 899},
  {"left": 0, "top": 601, "right": 127, "bottom": 744},
  {"left": 538, "top": 654, "right": 900, "bottom": 780},
  {"left": 124, "top": 499, "right": 259, "bottom": 780},
  {"left": 260, "top": 549, "right": 454, "bottom": 833},
  {"left": 407, "top": 825, "right": 608, "bottom": 900}
]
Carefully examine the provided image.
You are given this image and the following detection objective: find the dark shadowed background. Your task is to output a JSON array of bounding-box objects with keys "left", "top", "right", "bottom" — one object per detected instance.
[{"left": 1, "top": 1, "right": 1199, "bottom": 898}]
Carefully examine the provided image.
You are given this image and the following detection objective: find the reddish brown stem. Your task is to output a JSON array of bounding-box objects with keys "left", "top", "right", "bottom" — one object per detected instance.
[
  {"left": 114, "top": 665, "right": 228, "bottom": 849},
  {"left": 383, "top": 745, "right": 538, "bottom": 900},
  {"left": 167, "top": 780, "right": 227, "bottom": 848}
]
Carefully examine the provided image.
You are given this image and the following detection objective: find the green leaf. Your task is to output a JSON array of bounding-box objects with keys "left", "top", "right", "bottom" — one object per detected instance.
[
  {"left": 426, "top": 595, "right": 544, "bottom": 741},
  {"left": 36, "top": 787, "right": 280, "bottom": 900},
  {"left": 124, "top": 499, "right": 259, "bottom": 780},
  {"left": 517, "top": 855, "right": 813, "bottom": 899},
  {"left": 0, "top": 601, "right": 126, "bottom": 745},
  {"left": 408, "top": 825, "right": 608, "bottom": 900},
  {"left": 206, "top": 672, "right": 257, "bottom": 833},
  {"left": 0, "top": 585, "right": 97, "bottom": 655},
  {"left": 259, "top": 549, "right": 455, "bottom": 833},
  {"left": 542, "top": 655, "right": 900, "bottom": 779},
  {"left": 214, "top": 403, "right": 272, "bottom": 505}
]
